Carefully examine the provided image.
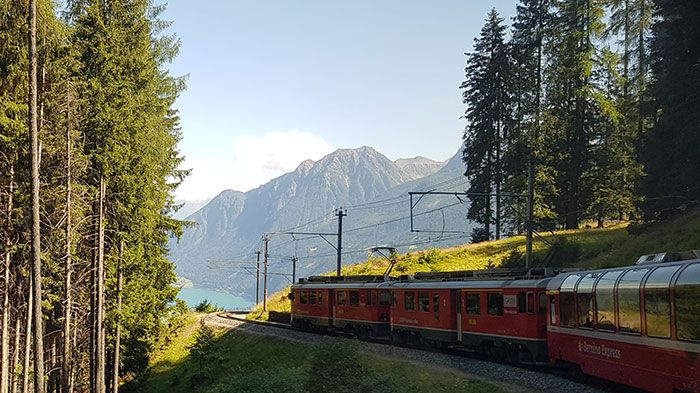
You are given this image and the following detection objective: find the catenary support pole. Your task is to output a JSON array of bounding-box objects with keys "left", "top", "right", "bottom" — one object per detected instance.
[
  {"left": 335, "top": 208, "right": 347, "bottom": 276},
  {"left": 263, "top": 236, "right": 269, "bottom": 312},
  {"left": 255, "top": 251, "right": 261, "bottom": 305},
  {"left": 526, "top": 159, "right": 535, "bottom": 269}
]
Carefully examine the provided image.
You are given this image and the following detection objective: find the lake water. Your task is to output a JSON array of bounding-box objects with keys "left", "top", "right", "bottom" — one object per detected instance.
[{"left": 178, "top": 286, "right": 253, "bottom": 310}]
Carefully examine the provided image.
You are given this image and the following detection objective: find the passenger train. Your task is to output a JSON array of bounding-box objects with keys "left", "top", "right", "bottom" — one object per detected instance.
[{"left": 289, "top": 251, "right": 700, "bottom": 393}]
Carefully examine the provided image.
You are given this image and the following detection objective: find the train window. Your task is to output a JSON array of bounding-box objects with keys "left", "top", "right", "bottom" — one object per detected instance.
[
  {"left": 675, "top": 264, "right": 700, "bottom": 342},
  {"left": 301, "top": 290, "right": 308, "bottom": 304},
  {"left": 318, "top": 291, "right": 323, "bottom": 305},
  {"left": 549, "top": 297, "right": 557, "bottom": 325},
  {"left": 527, "top": 292, "right": 535, "bottom": 314},
  {"left": 595, "top": 271, "right": 623, "bottom": 331},
  {"left": 418, "top": 292, "right": 430, "bottom": 312},
  {"left": 349, "top": 291, "right": 360, "bottom": 307},
  {"left": 433, "top": 293, "right": 440, "bottom": 319},
  {"left": 487, "top": 292, "right": 503, "bottom": 316},
  {"left": 644, "top": 265, "right": 680, "bottom": 338},
  {"left": 617, "top": 268, "right": 649, "bottom": 334},
  {"left": 367, "top": 291, "right": 374, "bottom": 306},
  {"left": 337, "top": 291, "right": 347, "bottom": 306},
  {"left": 576, "top": 273, "right": 597, "bottom": 329},
  {"left": 539, "top": 292, "right": 546, "bottom": 314},
  {"left": 405, "top": 292, "right": 415, "bottom": 311},
  {"left": 379, "top": 291, "right": 391, "bottom": 306},
  {"left": 392, "top": 292, "right": 397, "bottom": 307},
  {"left": 518, "top": 292, "right": 527, "bottom": 313},
  {"left": 560, "top": 274, "right": 581, "bottom": 327},
  {"left": 466, "top": 293, "right": 480, "bottom": 315},
  {"left": 309, "top": 290, "right": 316, "bottom": 305}
]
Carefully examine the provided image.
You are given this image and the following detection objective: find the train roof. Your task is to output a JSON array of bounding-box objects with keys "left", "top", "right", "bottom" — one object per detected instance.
[
  {"left": 547, "top": 257, "right": 700, "bottom": 290},
  {"left": 292, "top": 275, "right": 396, "bottom": 290},
  {"left": 293, "top": 268, "right": 562, "bottom": 290}
]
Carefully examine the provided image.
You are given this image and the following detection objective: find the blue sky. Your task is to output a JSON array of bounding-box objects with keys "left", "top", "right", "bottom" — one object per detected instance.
[{"left": 164, "top": 1, "right": 517, "bottom": 200}]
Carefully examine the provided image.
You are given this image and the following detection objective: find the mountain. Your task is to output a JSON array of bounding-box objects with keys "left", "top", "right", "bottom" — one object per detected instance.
[
  {"left": 169, "top": 146, "right": 474, "bottom": 301},
  {"left": 394, "top": 156, "right": 445, "bottom": 180},
  {"left": 172, "top": 198, "right": 212, "bottom": 220}
]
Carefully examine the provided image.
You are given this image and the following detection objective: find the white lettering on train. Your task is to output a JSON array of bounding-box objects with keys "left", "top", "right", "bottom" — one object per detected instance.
[{"left": 578, "top": 340, "right": 622, "bottom": 359}]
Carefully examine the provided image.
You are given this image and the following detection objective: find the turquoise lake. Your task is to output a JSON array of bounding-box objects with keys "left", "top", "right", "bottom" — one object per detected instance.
[{"left": 177, "top": 286, "right": 253, "bottom": 310}]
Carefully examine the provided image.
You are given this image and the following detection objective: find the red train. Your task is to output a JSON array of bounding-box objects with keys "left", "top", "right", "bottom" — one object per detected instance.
[{"left": 290, "top": 251, "right": 700, "bottom": 393}]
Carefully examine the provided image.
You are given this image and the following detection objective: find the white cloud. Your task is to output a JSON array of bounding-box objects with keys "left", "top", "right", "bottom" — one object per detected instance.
[{"left": 174, "top": 130, "right": 334, "bottom": 200}]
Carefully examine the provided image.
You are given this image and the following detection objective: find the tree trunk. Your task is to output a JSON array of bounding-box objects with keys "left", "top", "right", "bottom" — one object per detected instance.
[
  {"left": 12, "top": 316, "right": 20, "bottom": 393},
  {"left": 637, "top": 0, "right": 646, "bottom": 137},
  {"left": 112, "top": 241, "right": 123, "bottom": 393},
  {"left": 95, "top": 178, "right": 106, "bottom": 393},
  {"left": 21, "top": 286, "right": 32, "bottom": 393},
  {"left": 62, "top": 89, "right": 73, "bottom": 393},
  {"left": 1, "top": 165, "right": 14, "bottom": 393},
  {"left": 28, "top": 0, "right": 45, "bottom": 391}
]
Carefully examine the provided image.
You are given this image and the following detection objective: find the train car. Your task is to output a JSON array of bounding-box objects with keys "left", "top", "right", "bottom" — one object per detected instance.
[
  {"left": 390, "top": 268, "right": 556, "bottom": 363},
  {"left": 290, "top": 275, "right": 394, "bottom": 338},
  {"left": 546, "top": 252, "right": 700, "bottom": 393}
]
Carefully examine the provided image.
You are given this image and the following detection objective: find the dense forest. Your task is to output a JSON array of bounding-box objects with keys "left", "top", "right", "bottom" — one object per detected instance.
[
  {"left": 0, "top": 0, "right": 185, "bottom": 392},
  {"left": 461, "top": 0, "right": 700, "bottom": 241}
]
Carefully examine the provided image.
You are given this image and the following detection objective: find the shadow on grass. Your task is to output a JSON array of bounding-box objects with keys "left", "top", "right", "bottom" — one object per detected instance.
[{"left": 123, "top": 319, "right": 505, "bottom": 393}]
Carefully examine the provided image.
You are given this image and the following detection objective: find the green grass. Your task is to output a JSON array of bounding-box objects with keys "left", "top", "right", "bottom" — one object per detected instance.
[
  {"left": 251, "top": 210, "right": 700, "bottom": 318},
  {"left": 125, "top": 315, "right": 506, "bottom": 393}
]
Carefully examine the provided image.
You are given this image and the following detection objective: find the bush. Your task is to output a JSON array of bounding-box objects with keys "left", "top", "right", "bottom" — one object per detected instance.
[
  {"left": 470, "top": 227, "right": 490, "bottom": 243},
  {"left": 417, "top": 249, "right": 441, "bottom": 265},
  {"left": 194, "top": 299, "right": 220, "bottom": 313},
  {"left": 187, "top": 324, "right": 217, "bottom": 388}
]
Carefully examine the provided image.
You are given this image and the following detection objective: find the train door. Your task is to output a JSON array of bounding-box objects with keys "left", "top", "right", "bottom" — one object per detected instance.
[
  {"left": 330, "top": 289, "right": 336, "bottom": 328},
  {"left": 454, "top": 289, "right": 462, "bottom": 342}
]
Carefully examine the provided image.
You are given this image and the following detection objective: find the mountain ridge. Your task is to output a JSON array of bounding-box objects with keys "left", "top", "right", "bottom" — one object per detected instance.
[{"left": 170, "top": 145, "right": 473, "bottom": 300}]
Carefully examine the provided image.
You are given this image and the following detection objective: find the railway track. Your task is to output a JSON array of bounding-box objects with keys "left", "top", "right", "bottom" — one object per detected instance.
[{"left": 206, "top": 312, "right": 638, "bottom": 393}]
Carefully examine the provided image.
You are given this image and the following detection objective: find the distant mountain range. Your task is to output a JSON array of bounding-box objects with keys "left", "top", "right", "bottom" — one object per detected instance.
[
  {"left": 169, "top": 146, "right": 475, "bottom": 302},
  {"left": 173, "top": 198, "right": 212, "bottom": 220}
]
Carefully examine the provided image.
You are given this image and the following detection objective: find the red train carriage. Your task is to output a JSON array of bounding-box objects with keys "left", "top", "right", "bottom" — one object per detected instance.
[
  {"left": 546, "top": 253, "right": 700, "bottom": 393},
  {"left": 390, "top": 268, "right": 556, "bottom": 363},
  {"left": 290, "top": 275, "right": 394, "bottom": 338}
]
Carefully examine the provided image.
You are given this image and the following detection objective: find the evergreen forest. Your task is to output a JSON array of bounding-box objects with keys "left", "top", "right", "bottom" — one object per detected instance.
[
  {"left": 461, "top": 0, "right": 699, "bottom": 241},
  {"left": 1, "top": 0, "right": 186, "bottom": 392}
]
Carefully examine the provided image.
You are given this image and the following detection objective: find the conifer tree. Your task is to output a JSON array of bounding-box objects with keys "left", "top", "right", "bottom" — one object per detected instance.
[
  {"left": 507, "top": 0, "right": 558, "bottom": 229},
  {"left": 641, "top": 0, "right": 700, "bottom": 216},
  {"left": 543, "top": 0, "right": 607, "bottom": 229},
  {"left": 461, "top": 9, "right": 512, "bottom": 240}
]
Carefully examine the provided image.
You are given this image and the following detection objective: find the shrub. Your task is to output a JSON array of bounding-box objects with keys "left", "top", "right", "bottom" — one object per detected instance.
[
  {"left": 417, "top": 249, "right": 441, "bottom": 265},
  {"left": 194, "top": 299, "right": 220, "bottom": 313},
  {"left": 470, "top": 227, "right": 490, "bottom": 243}
]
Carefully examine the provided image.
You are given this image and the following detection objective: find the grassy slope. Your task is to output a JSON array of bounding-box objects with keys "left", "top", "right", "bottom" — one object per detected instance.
[
  {"left": 250, "top": 210, "right": 700, "bottom": 318},
  {"left": 125, "top": 314, "right": 506, "bottom": 393}
]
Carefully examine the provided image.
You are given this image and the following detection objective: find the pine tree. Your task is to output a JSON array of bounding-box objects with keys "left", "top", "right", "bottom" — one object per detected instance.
[
  {"left": 586, "top": 48, "right": 642, "bottom": 225},
  {"left": 641, "top": 0, "right": 700, "bottom": 217},
  {"left": 544, "top": 0, "right": 607, "bottom": 229},
  {"left": 507, "top": 0, "right": 558, "bottom": 230},
  {"left": 461, "top": 9, "right": 513, "bottom": 240}
]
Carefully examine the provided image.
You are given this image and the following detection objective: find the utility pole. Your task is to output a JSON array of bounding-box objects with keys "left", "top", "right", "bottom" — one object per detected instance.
[
  {"left": 255, "top": 251, "right": 261, "bottom": 305},
  {"left": 335, "top": 207, "right": 347, "bottom": 276},
  {"left": 262, "top": 235, "right": 269, "bottom": 312},
  {"left": 526, "top": 160, "right": 535, "bottom": 269},
  {"left": 291, "top": 256, "right": 297, "bottom": 284}
]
